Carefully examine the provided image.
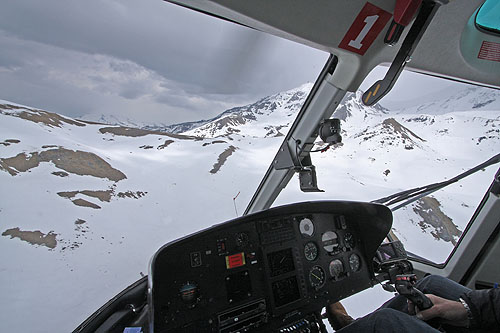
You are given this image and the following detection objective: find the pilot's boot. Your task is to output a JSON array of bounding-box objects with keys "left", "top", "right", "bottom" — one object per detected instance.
[{"left": 325, "top": 302, "right": 355, "bottom": 330}]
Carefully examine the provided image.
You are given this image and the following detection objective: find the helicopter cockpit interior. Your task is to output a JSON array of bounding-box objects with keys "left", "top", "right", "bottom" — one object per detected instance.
[{"left": 73, "top": 0, "right": 500, "bottom": 332}]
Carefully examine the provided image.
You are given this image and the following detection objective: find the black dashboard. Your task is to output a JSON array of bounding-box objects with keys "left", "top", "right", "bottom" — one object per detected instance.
[{"left": 149, "top": 201, "right": 392, "bottom": 332}]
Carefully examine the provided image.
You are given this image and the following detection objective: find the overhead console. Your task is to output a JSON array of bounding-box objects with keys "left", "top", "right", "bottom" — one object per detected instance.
[{"left": 149, "top": 201, "right": 392, "bottom": 332}]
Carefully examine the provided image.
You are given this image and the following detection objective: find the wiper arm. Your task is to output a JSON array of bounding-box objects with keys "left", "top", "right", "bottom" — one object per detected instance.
[{"left": 372, "top": 153, "right": 500, "bottom": 211}]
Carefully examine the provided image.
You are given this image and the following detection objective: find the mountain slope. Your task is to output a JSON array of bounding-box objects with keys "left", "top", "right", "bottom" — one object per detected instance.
[
  {"left": 0, "top": 84, "right": 499, "bottom": 333},
  {"left": 183, "top": 83, "right": 313, "bottom": 138}
]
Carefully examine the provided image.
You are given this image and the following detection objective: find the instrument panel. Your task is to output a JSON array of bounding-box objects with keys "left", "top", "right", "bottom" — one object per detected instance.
[{"left": 149, "top": 201, "right": 392, "bottom": 332}]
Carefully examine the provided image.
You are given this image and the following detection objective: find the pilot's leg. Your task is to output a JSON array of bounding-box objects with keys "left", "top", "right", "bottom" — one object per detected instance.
[
  {"left": 414, "top": 275, "right": 471, "bottom": 300},
  {"left": 336, "top": 308, "right": 440, "bottom": 333}
]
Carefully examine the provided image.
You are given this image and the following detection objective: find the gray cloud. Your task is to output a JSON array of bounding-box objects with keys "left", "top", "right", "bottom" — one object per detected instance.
[
  {"left": 0, "top": 0, "right": 327, "bottom": 124},
  {"left": 0, "top": 31, "right": 254, "bottom": 124}
]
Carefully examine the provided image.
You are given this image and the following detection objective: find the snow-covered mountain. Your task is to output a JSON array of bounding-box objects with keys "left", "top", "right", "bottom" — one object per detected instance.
[
  {"left": 80, "top": 113, "right": 134, "bottom": 127},
  {"left": 183, "top": 83, "right": 313, "bottom": 138},
  {"left": 80, "top": 84, "right": 315, "bottom": 136},
  {"left": 391, "top": 85, "right": 500, "bottom": 114},
  {"left": 0, "top": 85, "right": 499, "bottom": 333},
  {"left": 176, "top": 84, "right": 390, "bottom": 139}
]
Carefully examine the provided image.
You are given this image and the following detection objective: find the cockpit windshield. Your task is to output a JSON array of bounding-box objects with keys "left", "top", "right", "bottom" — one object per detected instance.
[
  {"left": 1, "top": 1, "right": 499, "bottom": 332},
  {"left": 0, "top": 2, "right": 328, "bottom": 331}
]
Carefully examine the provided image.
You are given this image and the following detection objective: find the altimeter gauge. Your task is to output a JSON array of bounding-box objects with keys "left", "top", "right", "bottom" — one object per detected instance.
[{"left": 304, "top": 242, "right": 318, "bottom": 261}]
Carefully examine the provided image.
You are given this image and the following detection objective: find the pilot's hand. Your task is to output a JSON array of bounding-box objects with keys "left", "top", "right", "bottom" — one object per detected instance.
[
  {"left": 409, "top": 294, "right": 469, "bottom": 327},
  {"left": 325, "top": 302, "right": 355, "bottom": 330}
]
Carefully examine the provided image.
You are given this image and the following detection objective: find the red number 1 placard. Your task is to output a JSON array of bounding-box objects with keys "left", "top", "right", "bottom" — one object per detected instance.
[{"left": 339, "top": 2, "right": 392, "bottom": 55}]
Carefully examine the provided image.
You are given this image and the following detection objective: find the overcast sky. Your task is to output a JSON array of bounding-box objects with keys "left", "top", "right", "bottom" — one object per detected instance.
[
  {"left": 0, "top": 0, "right": 331, "bottom": 124},
  {"left": 1, "top": 0, "right": 465, "bottom": 125}
]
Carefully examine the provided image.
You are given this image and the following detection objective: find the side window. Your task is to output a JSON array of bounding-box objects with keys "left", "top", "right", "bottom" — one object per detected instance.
[{"left": 391, "top": 166, "right": 498, "bottom": 264}]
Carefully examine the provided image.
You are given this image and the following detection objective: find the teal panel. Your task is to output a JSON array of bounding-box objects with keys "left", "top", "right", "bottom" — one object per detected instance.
[{"left": 476, "top": 0, "right": 500, "bottom": 33}]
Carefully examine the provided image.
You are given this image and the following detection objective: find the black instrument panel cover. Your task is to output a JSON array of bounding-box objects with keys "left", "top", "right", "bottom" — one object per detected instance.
[{"left": 149, "top": 201, "right": 392, "bottom": 332}]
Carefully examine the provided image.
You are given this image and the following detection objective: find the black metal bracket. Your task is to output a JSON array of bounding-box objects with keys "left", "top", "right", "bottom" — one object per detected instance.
[
  {"left": 299, "top": 155, "right": 324, "bottom": 192},
  {"left": 362, "top": 0, "right": 442, "bottom": 106},
  {"left": 274, "top": 141, "right": 324, "bottom": 192},
  {"left": 274, "top": 141, "right": 296, "bottom": 170}
]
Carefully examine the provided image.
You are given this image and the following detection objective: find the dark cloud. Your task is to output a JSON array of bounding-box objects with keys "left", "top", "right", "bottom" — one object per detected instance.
[
  {"left": 0, "top": 0, "right": 327, "bottom": 124},
  {"left": 0, "top": 32, "right": 251, "bottom": 124}
]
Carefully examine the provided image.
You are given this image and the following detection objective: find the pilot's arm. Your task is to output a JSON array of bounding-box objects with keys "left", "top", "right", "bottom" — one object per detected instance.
[
  {"left": 325, "top": 302, "right": 354, "bottom": 330},
  {"left": 416, "top": 288, "right": 500, "bottom": 330}
]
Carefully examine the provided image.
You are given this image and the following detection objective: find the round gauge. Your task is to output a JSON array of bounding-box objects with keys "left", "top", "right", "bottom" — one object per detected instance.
[
  {"left": 349, "top": 254, "right": 361, "bottom": 272},
  {"left": 304, "top": 242, "right": 318, "bottom": 261},
  {"left": 308, "top": 265, "right": 325, "bottom": 289},
  {"left": 179, "top": 282, "right": 200, "bottom": 308},
  {"left": 344, "top": 233, "right": 355, "bottom": 249},
  {"left": 235, "top": 232, "right": 249, "bottom": 247},
  {"left": 328, "top": 259, "right": 344, "bottom": 278},
  {"left": 299, "top": 218, "right": 314, "bottom": 237},
  {"left": 322, "top": 231, "right": 339, "bottom": 253}
]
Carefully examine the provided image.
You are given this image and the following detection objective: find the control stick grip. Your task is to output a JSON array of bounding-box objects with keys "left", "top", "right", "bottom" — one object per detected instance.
[
  {"left": 405, "top": 286, "right": 434, "bottom": 310},
  {"left": 395, "top": 275, "right": 434, "bottom": 310}
]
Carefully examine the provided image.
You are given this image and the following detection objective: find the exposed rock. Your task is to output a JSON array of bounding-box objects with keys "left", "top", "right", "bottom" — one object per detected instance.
[
  {"left": 2, "top": 227, "right": 57, "bottom": 249},
  {"left": 117, "top": 191, "right": 147, "bottom": 199},
  {"left": 413, "top": 196, "right": 462, "bottom": 245},
  {"left": 405, "top": 115, "right": 435, "bottom": 125},
  {"left": 355, "top": 118, "right": 426, "bottom": 150},
  {"left": 52, "top": 171, "right": 69, "bottom": 177},
  {"left": 0, "top": 148, "right": 126, "bottom": 181},
  {"left": 202, "top": 140, "right": 227, "bottom": 147},
  {"left": 264, "top": 125, "right": 286, "bottom": 137},
  {"left": 472, "top": 100, "right": 494, "bottom": 109},
  {"left": 72, "top": 199, "right": 101, "bottom": 209},
  {"left": 157, "top": 140, "right": 174, "bottom": 149},
  {"left": 57, "top": 190, "right": 113, "bottom": 202},
  {"left": 0, "top": 152, "right": 40, "bottom": 175},
  {"left": 210, "top": 146, "right": 237, "bottom": 174},
  {"left": 99, "top": 126, "right": 197, "bottom": 140},
  {"left": 476, "top": 128, "right": 500, "bottom": 145},
  {"left": 382, "top": 118, "right": 426, "bottom": 142},
  {"left": 1, "top": 139, "right": 21, "bottom": 146},
  {"left": 0, "top": 105, "right": 86, "bottom": 128}
]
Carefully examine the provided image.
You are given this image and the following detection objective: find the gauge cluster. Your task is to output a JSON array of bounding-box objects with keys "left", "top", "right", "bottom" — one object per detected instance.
[
  {"left": 149, "top": 201, "right": 392, "bottom": 332},
  {"left": 291, "top": 214, "right": 371, "bottom": 310}
]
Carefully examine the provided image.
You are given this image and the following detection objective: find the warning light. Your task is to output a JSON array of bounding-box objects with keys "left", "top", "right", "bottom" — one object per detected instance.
[{"left": 226, "top": 252, "right": 246, "bottom": 269}]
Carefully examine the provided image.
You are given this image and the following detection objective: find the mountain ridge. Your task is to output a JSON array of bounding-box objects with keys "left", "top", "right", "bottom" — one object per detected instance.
[{"left": 1, "top": 83, "right": 499, "bottom": 333}]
